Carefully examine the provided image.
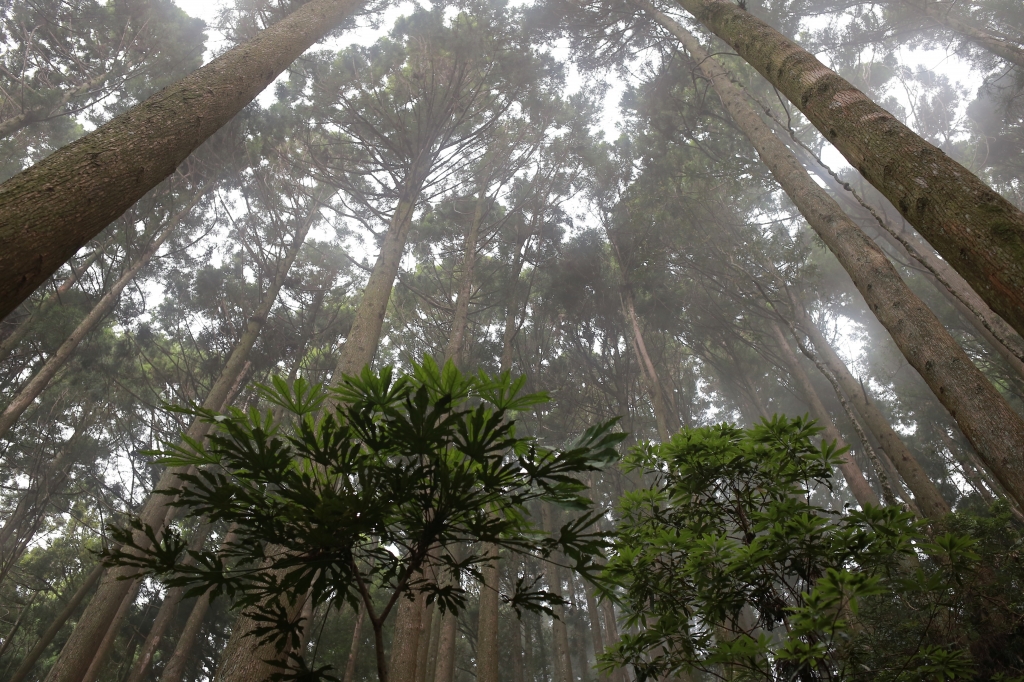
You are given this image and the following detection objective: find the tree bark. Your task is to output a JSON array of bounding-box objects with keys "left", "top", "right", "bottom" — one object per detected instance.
[
  {"left": 414, "top": 600, "right": 435, "bottom": 682},
  {"left": 636, "top": 1, "right": 1024, "bottom": 509},
  {"left": 0, "top": 189, "right": 205, "bottom": 439},
  {"left": 785, "top": 289, "right": 952, "bottom": 518},
  {"left": 476, "top": 543, "right": 501, "bottom": 682},
  {"left": 342, "top": 609, "right": 366, "bottom": 682},
  {"left": 669, "top": 0, "right": 1024, "bottom": 339},
  {"left": 788, "top": 140, "right": 1024, "bottom": 383},
  {"left": 43, "top": 205, "right": 314, "bottom": 682},
  {"left": 445, "top": 190, "right": 488, "bottom": 367},
  {"left": 766, "top": 319, "right": 881, "bottom": 506},
  {"left": 389, "top": 590, "right": 426, "bottom": 682},
  {"left": 0, "top": 0, "right": 363, "bottom": 321},
  {"left": 79, "top": 577, "right": 143, "bottom": 682},
  {"left": 432, "top": 609, "right": 458, "bottom": 682}
]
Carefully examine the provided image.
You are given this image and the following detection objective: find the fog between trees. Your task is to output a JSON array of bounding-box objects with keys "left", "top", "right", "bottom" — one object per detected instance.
[{"left": 0, "top": 0, "right": 1023, "bottom": 680}]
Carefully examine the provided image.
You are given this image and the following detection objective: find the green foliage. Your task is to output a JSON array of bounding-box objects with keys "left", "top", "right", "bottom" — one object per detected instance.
[
  {"left": 600, "top": 416, "right": 1024, "bottom": 682},
  {"left": 105, "top": 357, "right": 623, "bottom": 681}
]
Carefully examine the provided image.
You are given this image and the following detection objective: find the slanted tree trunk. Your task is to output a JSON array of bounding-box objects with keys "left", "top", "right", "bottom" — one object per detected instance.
[
  {"left": 785, "top": 137, "right": 1024, "bottom": 382},
  {"left": 79, "top": 577, "right": 144, "bottom": 682},
  {"left": 157, "top": 528, "right": 240, "bottom": 682},
  {"left": 333, "top": 161, "right": 431, "bottom": 379},
  {"left": 8, "top": 563, "right": 105, "bottom": 682},
  {"left": 124, "top": 523, "right": 214, "bottom": 682},
  {"left": 43, "top": 204, "right": 316, "bottom": 682},
  {"left": 904, "top": 0, "right": 1024, "bottom": 68},
  {"left": 0, "top": 410, "right": 94, "bottom": 586},
  {"left": 0, "top": 232, "right": 114, "bottom": 362},
  {"left": 784, "top": 289, "right": 952, "bottom": 518},
  {"left": 0, "top": 189, "right": 206, "bottom": 439},
  {"left": 635, "top": 0, "right": 1024, "bottom": 509},
  {"left": 668, "top": 0, "right": 1024, "bottom": 339},
  {"left": 621, "top": 289, "right": 676, "bottom": 441},
  {"left": 0, "top": 0, "right": 364, "bottom": 321},
  {"left": 767, "top": 320, "right": 881, "bottom": 507}
]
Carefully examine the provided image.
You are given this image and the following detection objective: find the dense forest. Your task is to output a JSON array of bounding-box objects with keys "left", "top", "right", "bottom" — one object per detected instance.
[{"left": 1, "top": 0, "right": 1023, "bottom": 679}]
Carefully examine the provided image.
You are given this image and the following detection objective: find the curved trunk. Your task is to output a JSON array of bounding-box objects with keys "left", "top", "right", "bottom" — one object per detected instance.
[
  {"left": 767, "top": 320, "right": 881, "bottom": 507},
  {"left": 43, "top": 206, "right": 314, "bottom": 682},
  {"left": 785, "top": 289, "right": 952, "bottom": 518},
  {"left": 637, "top": 1, "right": 1024, "bottom": 508},
  {"left": 671, "top": 0, "right": 1024, "bottom": 339},
  {"left": 0, "top": 0, "right": 363, "bottom": 321},
  {"left": 0, "top": 190, "right": 205, "bottom": 440}
]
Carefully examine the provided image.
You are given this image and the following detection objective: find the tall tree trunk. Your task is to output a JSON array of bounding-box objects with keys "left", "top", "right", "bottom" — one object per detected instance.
[
  {"left": 540, "top": 505, "right": 574, "bottom": 682},
  {"left": 79, "top": 578, "right": 143, "bottom": 682},
  {"left": 784, "top": 289, "right": 952, "bottom": 518},
  {"left": 904, "top": 0, "right": 1024, "bottom": 68},
  {"left": 635, "top": 1, "right": 1024, "bottom": 509},
  {"left": 0, "top": 189, "right": 205, "bottom": 439},
  {"left": 766, "top": 320, "right": 881, "bottom": 507},
  {"left": 512, "top": 615, "right": 526, "bottom": 682},
  {"left": 0, "top": 232, "right": 114, "bottom": 362},
  {"left": 157, "top": 528, "right": 240, "bottom": 682},
  {"left": 333, "top": 162, "right": 430, "bottom": 379},
  {"left": 0, "top": 410, "right": 94, "bottom": 585},
  {"left": 43, "top": 205, "right": 315, "bottom": 682},
  {"left": 342, "top": 609, "right": 366, "bottom": 682},
  {"left": 786, "top": 135, "right": 1024, "bottom": 381},
  {"left": 0, "top": 0, "right": 364, "bottom": 321},
  {"left": 476, "top": 543, "right": 501, "bottom": 682},
  {"left": 668, "top": 0, "right": 1024, "bottom": 339},
  {"left": 414, "top": 600, "right": 435, "bottom": 682},
  {"left": 445, "top": 190, "right": 488, "bottom": 367},
  {"left": 621, "top": 289, "right": 676, "bottom": 441},
  {"left": 389, "top": 591, "right": 426, "bottom": 682},
  {"left": 124, "top": 523, "right": 214, "bottom": 682},
  {"left": 8, "top": 562, "right": 104, "bottom": 682},
  {"left": 432, "top": 609, "right": 458, "bottom": 682},
  {"left": 583, "top": 584, "right": 608, "bottom": 682}
]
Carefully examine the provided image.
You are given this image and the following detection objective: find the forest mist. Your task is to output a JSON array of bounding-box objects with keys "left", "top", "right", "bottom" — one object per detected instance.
[{"left": 1, "top": 0, "right": 1023, "bottom": 680}]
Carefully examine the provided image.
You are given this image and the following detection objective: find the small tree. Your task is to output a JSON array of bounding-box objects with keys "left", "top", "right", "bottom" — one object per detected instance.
[
  {"left": 106, "top": 357, "right": 623, "bottom": 682},
  {"left": 600, "top": 416, "right": 1024, "bottom": 682}
]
